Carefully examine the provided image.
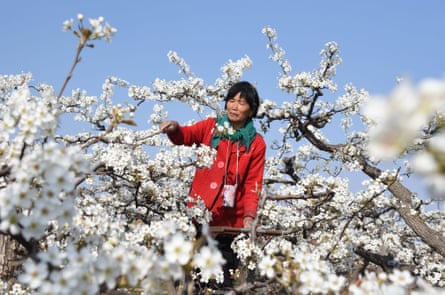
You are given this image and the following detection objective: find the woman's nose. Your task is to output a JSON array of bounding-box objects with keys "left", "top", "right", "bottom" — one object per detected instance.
[{"left": 231, "top": 101, "right": 240, "bottom": 109}]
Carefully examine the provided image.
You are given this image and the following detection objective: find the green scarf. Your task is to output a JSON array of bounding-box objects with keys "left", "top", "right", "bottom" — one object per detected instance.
[{"left": 211, "top": 114, "right": 257, "bottom": 152}]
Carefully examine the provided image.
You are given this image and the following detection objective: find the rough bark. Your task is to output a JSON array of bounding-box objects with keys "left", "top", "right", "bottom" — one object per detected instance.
[{"left": 0, "top": 233, "right": 25, "bottom": 286}]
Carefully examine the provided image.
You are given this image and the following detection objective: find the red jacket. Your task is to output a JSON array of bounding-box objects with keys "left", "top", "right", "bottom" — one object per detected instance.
[{"left": 168, "top": 117, "right": 266, "bottom": 227}]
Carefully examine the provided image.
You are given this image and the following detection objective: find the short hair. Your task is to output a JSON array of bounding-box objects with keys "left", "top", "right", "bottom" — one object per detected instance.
[{"left": 224, "top": 81, "right": 260, "bottom": 117}]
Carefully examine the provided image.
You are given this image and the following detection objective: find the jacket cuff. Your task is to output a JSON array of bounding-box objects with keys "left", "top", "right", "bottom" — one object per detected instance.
[
  {"left": 244, "top": 210, "right": 257, "bottom": 219},
  {"left": 167, "top": 127, "right": 182, "bottom": 143}
]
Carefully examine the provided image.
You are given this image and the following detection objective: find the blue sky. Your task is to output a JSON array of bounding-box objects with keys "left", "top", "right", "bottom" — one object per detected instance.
[
  {"left": 2, "top": 1, "right": 444, "bottom": 98},
  {"left": 1, "top": 1, "right": 444, "bottom": 198}
]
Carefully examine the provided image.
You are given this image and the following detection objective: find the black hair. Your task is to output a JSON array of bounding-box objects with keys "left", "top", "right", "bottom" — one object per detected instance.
[{"left": 224, "top": 81, "right": 260, "bottom": 117}]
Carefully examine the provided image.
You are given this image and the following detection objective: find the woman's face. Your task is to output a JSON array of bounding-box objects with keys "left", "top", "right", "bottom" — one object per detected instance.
[{"left": 226, "top": 92, "right": 253, "bottom": 129}]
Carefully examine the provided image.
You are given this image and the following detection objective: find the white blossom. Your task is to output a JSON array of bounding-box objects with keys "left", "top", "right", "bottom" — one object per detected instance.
[
  {"left": 164, "top": 233, "right": 193, "bottom": 265},
  {"left": 18, "top": 260, "right": 48, "bottom": 289},
  {"left": 258, "top": 255, "right": 276, "bottom": 278},
  {"left": 193, "top": 246, "right": 225, "bottom": 283}
]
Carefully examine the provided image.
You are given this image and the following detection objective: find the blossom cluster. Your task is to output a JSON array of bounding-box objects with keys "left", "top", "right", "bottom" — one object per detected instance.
[
  {"left": 63, "top": 14, "right": 117, "bottom": 43},
  {"left": 214, "top": 119, "right": 235, "bottom": 137},
  {"left": 262, "top": 26, "right": 292, "bottom": 75},
  {"left": 216, "top": 55, "right": 253, "bottom": 90},
  {"left": 0, "top": 83, "right": 90, "bottom": 240},
  {"left": 254, "top": 239, "right": 346, "bottom": 294}
]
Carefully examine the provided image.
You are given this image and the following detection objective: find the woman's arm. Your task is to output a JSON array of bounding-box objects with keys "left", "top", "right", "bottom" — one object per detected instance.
[{"left": 162, "top": 118, "right": 215, "bottom": 146}]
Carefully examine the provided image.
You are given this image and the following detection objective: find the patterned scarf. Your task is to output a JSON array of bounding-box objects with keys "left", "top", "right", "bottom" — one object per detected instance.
[{"left": 211, "top": 114, "right": 257, "bottom": 152}]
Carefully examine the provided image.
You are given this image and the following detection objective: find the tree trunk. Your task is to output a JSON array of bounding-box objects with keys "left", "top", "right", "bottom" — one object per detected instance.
[{"left": 0, "top": 233, "right": 25, "bottom": 286}]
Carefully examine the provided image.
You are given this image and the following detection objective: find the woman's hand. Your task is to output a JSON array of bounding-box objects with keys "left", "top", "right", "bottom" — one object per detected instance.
[
  {"left": 160, "top": 121, "right": 179, "bottom": 134},
  {"left": 243, "top": 216, "right": 254, "bottom": 228}
]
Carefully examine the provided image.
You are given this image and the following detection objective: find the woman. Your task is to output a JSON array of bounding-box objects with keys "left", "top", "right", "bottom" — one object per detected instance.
[{"left": 160, "top": 81, "right": 266, "bottom": 289}]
